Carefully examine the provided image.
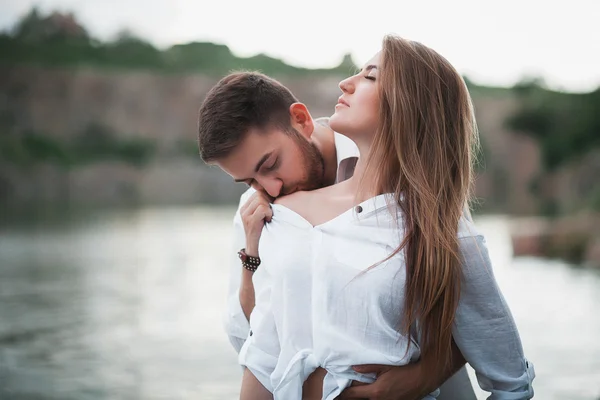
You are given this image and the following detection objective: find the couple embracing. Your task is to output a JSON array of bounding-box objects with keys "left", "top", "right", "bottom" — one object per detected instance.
[{"left": 198, "top": 35, "right": 534, "bottom": 400}]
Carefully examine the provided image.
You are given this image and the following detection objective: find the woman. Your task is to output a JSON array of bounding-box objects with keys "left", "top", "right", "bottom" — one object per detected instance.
[{"left": 239, "top": 35, "right": 534, "bottom": 400}]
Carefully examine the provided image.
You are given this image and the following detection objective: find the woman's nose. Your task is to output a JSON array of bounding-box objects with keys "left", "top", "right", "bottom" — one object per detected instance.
[{"left": 339, "top": 76, "right": 354, "bottom": 94}]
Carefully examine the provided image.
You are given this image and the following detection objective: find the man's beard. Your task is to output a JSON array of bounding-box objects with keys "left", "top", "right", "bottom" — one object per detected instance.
[{"left": 281, "top": 132, "right": 325, "bottom": 196}]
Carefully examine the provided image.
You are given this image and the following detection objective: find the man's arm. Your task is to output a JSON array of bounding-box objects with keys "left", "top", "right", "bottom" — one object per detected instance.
[{"left": 338, "top": 340, "right": 469, "bottom": 400}]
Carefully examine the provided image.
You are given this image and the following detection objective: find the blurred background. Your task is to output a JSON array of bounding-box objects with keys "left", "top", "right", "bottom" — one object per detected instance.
[{"left": 0, "top": 1, "right": 599, "bottom": 399}]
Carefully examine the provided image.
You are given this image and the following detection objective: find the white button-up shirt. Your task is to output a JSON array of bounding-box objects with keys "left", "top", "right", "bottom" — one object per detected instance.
[
  {"left": 224, "top": 131, "right": 533, "bottom": 399},
  {"left": 224, "top": 132, "right": 359, "bottom": 352},
  {"left": 238, "top": 195, "right": 534, "bottom": 399}
]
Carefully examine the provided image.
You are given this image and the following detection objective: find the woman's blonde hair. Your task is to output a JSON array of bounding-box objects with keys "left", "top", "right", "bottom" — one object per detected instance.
[{"left": 362, "top": 35, "right": 479, "bottom": 380}]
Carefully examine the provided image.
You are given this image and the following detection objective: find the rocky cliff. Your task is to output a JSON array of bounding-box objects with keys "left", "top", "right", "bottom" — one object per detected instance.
[{"left": 0, "top": 65, "right": 544, "bottom": 212}]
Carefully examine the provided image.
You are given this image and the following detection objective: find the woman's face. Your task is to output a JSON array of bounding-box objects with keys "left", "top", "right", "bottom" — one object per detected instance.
[{"left": 329, "top": 52, "right": 381, "bottom": 142}]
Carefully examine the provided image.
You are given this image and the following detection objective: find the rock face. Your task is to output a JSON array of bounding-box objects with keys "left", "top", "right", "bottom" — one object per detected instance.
[
  {"left": 0, "top": 65, "right": 582, "bottom": 215},
  {"left": 585, "top": 238, "right": 600, "bottom": 268},
  {"left": 0, "top": 66, "right": 344, "bottom": 146},
  {"left": 511, "top": 212, "right": 600, "bottom": 268},
  {"left": 0, "top": 160, "right": 246, "bottom": 206}
]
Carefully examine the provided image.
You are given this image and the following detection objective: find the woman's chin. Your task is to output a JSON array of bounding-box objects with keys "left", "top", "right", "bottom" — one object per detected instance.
[{"left": 328, "top": 113, "right": 346, "bottom": 133}]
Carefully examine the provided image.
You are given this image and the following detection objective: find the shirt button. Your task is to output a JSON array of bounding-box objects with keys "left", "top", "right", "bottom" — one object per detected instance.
[
  {"left": 249, "top": 330, "right": 253, "bottom": 336},
  {"left": 355, "top": 205, "right": 363, "bottom": 213}
]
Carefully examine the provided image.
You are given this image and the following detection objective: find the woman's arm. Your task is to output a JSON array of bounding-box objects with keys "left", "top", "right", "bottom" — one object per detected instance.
[
  {"left": 225, "top": 189, "right": 257, "bottom": 353},
  {"left": 453, "top": 235, "right": 535, "bottom": 399},
  {"left": 240, "top": 368, "right": 274, "bottom": 400},
  {"left": 238, "top": 264, "right": 280, "bottom": 398},
  {"left": 226, "top": 189, "right": 273, "bottom": 351}
]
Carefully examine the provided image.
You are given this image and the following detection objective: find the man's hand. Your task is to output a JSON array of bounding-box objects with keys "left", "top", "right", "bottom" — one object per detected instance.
[
  {"left": 337, "top": 363, "right": 428, "bottom": 400},
  {"left": 240, "top": 191, "right": 273, "bottom": 256},
  {"left": 338, "top": 341, "right": 467, "bottom": 400}
]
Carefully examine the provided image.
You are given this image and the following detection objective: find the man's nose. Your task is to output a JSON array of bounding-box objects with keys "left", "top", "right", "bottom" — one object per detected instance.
[{"left": 256, "top": 177, "right": 283, "bottom": 198}]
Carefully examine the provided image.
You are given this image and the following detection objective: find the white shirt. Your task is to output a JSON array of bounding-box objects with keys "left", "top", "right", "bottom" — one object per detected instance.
[
  {"left": 223, "top": 132, "right": 481, "bottom": 399},
  {"left": 238, "top": 196, "right": 534, "bottom": 400},
  {"left": 223, "top": 132, "right": 359, "bottom": 352}
]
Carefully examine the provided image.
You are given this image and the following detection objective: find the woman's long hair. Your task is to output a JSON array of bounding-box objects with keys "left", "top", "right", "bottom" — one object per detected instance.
[{"left": 362, "top": 35, "right": 479, "bottom": 379}]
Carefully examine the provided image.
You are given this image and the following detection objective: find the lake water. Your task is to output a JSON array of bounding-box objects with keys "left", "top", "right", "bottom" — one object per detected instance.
[{"left": 0, "top": 207, "right": 599, "bottom": 400}]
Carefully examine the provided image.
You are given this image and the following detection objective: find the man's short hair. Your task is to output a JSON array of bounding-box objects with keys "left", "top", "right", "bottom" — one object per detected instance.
[{"left": 197, "top": 72, "right": 299, "bottom": 162}]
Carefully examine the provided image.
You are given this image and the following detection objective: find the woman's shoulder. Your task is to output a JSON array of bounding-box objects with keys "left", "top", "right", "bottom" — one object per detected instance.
[
  {"left": 273, "top": 188, "right": 330, "bottom": 216},
  {"left": 273, "top": 188, "right": 338, "bottom": 227},
  {"left": 274, "top": 190, "right": 313, "bottom": 209},
  {"left": 267, "top": 191, "right": 318, "bottom": 229}
]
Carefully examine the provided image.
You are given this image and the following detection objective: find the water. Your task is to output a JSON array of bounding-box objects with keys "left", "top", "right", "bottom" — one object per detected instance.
[{"left": 0, "top": 207, "right": 598, "bottom": 400}]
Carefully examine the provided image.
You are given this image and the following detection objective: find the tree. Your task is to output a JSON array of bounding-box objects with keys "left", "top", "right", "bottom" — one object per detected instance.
[
  {"left": 506, "top": 81, "right": 600, "bottom": 170},
  {"left": 11, "top": 8, "right": 89, "bottom": 43}
]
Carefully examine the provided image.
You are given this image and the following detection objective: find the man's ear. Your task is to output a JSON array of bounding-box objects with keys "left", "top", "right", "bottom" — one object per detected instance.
[{"left": 289, "top": 103, "right": 314, "bottom": 139}]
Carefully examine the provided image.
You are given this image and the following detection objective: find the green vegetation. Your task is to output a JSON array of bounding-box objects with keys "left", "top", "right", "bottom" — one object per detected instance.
[
  {"left": 0, "top": 7, "right": 357, "bottom": 170},
  {"left": 506, "top": 79, "right": 600, "bottom": 171},
  {"left": 0, "top": 8, "right": 356, "bottom": 76},
  {"left": 505, "top": 78, "right": 600, "bottom": 214},
  {"left": 2, "top": 7, "right": 599, "bottom": 215},
  {"left": 0, "top": 124, "right": 155, "bottom": 168}
]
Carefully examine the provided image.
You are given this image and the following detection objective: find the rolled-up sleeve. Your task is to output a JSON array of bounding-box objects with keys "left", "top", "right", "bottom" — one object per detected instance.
[{"left": 453, "top": 235, "right": 535, "bottom": 399}]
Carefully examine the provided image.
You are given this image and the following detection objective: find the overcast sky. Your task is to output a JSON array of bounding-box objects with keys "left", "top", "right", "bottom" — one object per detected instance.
[{"left": 1, "top": 0, "right": 599, "bottom": 92}]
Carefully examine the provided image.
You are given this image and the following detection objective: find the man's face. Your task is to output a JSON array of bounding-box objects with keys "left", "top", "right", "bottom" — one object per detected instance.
[{"left": 214, "top": 127, "right": 325, "bottom": 198}]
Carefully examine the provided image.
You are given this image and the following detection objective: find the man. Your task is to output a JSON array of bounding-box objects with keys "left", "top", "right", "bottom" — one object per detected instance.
[{"left": 198, "top": 71, "right": 476, "bottom": 400}]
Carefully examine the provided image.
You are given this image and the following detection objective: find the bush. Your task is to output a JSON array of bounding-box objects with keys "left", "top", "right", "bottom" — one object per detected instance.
[
  {"left": 0, "top": 132, "right": 70, "bottom": 166},
  {"left": 506, "top": 82, "right": 600, "bottom": 171},
  {"left": 0, "top": 125, "right": 155, "bottom": 168},
  {"left": 0, "top": 9, "right": 357, "bottom": 76}
]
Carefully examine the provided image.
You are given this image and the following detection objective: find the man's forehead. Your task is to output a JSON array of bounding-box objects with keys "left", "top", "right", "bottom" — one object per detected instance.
[
  {"left": 215, "top": 151, "right": 263, "bottom": 178},
  {"left": 238, "top": 130, "right": 280, "bottom": 155}
]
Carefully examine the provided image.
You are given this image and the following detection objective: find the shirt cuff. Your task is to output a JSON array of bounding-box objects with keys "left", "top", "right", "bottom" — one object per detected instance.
[{"left": 484, "top": 358, "right": 535, "bottom": 400}]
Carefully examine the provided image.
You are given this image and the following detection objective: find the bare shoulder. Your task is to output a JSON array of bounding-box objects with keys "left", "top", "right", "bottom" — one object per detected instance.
[
  {"left": 274, "top": 187, "right": 342, "bottom": 226},
  {"left": 275, "top": 190, "right": 332, "bottom": 225},
  {"left": 274, "top": 191, "right": 314, "bottom": 213}
]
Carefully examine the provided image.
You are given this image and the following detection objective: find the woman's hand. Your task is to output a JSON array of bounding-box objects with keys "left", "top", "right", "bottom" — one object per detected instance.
[{"left": 240, "top": 191, "right": 273, "bottom": 256}]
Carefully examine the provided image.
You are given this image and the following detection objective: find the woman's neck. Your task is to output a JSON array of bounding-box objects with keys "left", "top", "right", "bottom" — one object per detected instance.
[{"left": 343, "top": 141, "right": 376, "bottom": 201}]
